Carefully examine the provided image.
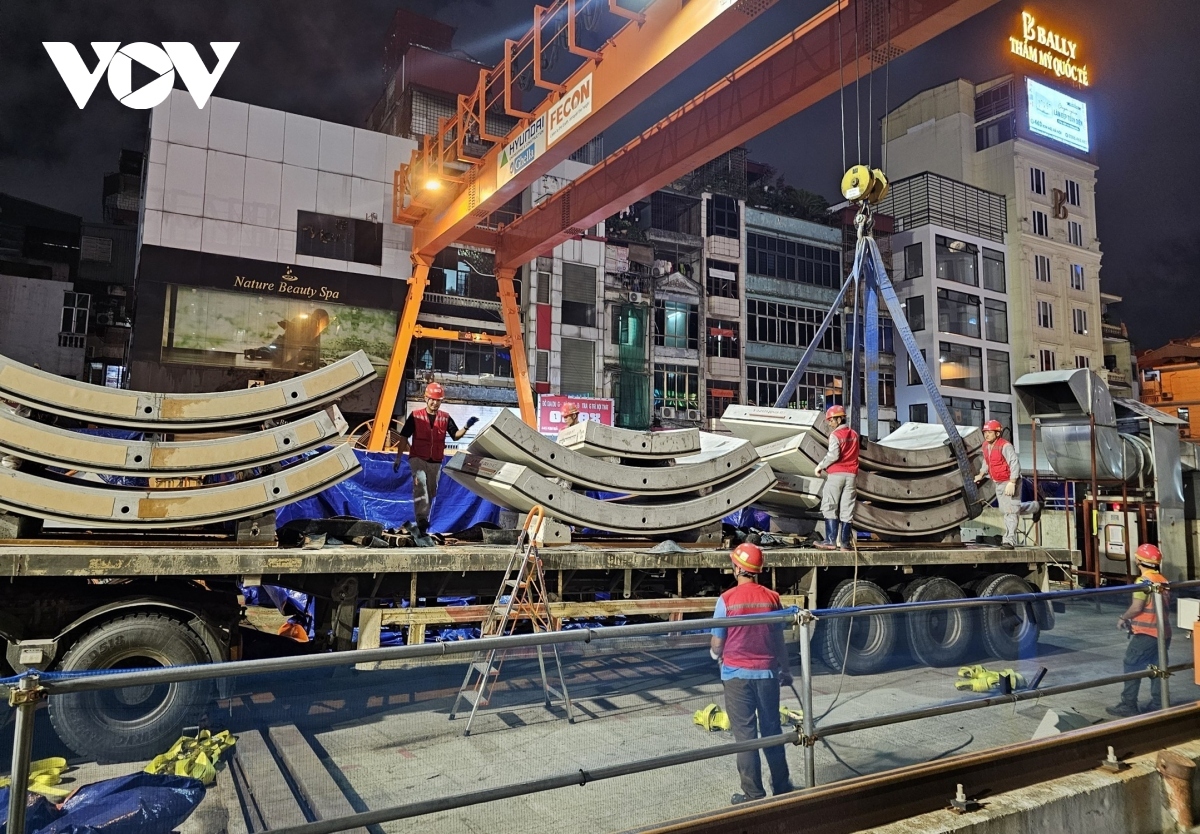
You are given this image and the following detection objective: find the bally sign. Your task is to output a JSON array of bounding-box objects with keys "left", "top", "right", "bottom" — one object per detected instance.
[{"left": 547, "top": 73, "right": 593, "bottom": 147}]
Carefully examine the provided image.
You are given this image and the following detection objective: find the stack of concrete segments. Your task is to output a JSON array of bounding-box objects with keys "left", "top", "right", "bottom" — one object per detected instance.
[
  {"left": 444, "top": 412, "right": 776, "bottom": 535},
  {"left": 0, "top": 351, "right": 374, "bottom": 528},
  {"left": 721, "top": 405, "right": 992, "bottom": 537}
]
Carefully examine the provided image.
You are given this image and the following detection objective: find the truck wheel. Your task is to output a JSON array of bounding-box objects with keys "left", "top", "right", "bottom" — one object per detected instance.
[
  {"left": 819, "top": 579, "right": 896, "bottom": 675},
  {"left": 48, "top": 614, "right": 213, "bottom": 763},
  {"left": 905, "top": 577, "right": 974, "bottom": 667},
  {"left": 978, "top": 573, "right": 1040, "bottom": 660}
]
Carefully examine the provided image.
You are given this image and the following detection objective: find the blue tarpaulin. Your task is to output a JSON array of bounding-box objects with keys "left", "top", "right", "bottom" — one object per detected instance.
[
  {"left": 0, "top": 773, "right": 205, "bottom": 834},
  {"left": 275, "top": 450, "right": 498, "bottom": 534}
]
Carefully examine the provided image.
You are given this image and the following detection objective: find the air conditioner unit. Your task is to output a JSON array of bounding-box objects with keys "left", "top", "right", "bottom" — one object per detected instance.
[
  {"left": 627, "top": 291, "right": 643, "bottom": 304},
  {"left": 95, "top": 313, "right": 114, "bottom": 326},
  {"left": 657, "top": 407, "right": 676, "bottom": 419},
  {"left": 686, "top": 409, "right": 702, "bottom": 421}
]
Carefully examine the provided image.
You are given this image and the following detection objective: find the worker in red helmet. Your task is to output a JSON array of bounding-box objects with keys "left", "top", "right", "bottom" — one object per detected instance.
[
  {"left": 393, "top": 382, "right": 479, "bottom": 537},
  {"left": 974, "top": 419, "right": 1040, "bottom": 549},
  {"left": 814, "top": 404, "right": 859, "bottom": 550},
  {"left": 560, "top": 401, "right": 581, "bottom": 429},
  {"left": 1107, "top": 543, "right": 1171, "bottom": 717},
  {"left": 709, "top": 543, "right": 794, "bottom": 804}
]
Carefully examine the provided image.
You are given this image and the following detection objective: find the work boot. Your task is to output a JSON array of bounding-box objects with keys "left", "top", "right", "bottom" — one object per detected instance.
[
  {"left": 1105, "top": 702, "right": 1139, "bottom": 718},
  {"left": 1001, "top": 541, "right": 1015, "bottom": 550},
  {"left": 815, "top": 519, "right": 838, "bottom": 550},
  {"left": 838, "top": 523, "right": 853, "bottom": 551},
  {"left": 1142, "top": 701, "right": 1162, "bottom": 713},
  {"left": 417, "top": 519, "right": 429, "bottom": 536},
  {"left": 730, "top": 793, "right": 762, "bottom": 805}
]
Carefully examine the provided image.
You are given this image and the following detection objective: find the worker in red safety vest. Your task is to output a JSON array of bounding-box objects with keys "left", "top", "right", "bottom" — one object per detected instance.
[
  {"left": 392, "top": 382, "right": 478, "bottom": 536},
  {"left": 974, "top": 420, "right": 1040, "bottom": 549},
  {"left": 1107, "top": 543, "right": 1171, "bottom": 717},
  {"left": 709, "top": 543, "right": 794, "bottom": 804},
  {"left": 814, "top": 404, "right": 859, "bottom": 550}
]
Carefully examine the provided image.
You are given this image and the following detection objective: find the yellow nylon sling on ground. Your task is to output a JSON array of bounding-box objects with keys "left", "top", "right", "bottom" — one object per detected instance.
[
  {"left": 0, "top": 757, "right": 71, "bottom": 799},
  {"left": 692, "top": 703, "right": 803, "bottom": 732},
  {"left": 954, "top": 665, "right": 1027, "bottom": 693},
  {"left": 144, "top": 729, "right": 237, "bottom": 786}
]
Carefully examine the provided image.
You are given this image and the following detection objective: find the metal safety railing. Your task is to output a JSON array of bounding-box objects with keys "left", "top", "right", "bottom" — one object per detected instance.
[{"left": 3, "top": 581, "right": 1197, "bottom": 834}]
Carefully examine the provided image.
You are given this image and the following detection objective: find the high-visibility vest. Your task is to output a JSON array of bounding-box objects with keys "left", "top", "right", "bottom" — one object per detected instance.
[
  {"left": 410, "top": 410, "right": 449, "bottom": 462},
  {"left": 720, "top": 582, "right": 783, "bottom": 671},
  {"left": 983, "top": 438, "right": 1012, "bottom": 483},
  {"left": 1130, "top": 569, "right": 1170, "bottom": 638},
  {"left": 827, "top": 425, "right": 861, "bottom": 475}
]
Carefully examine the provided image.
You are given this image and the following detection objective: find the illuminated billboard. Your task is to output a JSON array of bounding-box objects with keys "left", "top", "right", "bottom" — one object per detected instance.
[{"left": 1026, "top": 78, "right": 1090, "bottom": 153}]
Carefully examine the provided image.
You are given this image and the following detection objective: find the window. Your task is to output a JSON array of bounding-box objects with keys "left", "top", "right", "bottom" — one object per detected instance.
[
  {"left": 1035, "top": 254, "right": 1051, "bottom": 283},
  {"left": 937, "top": 288, "right": 981, "bottom": 339},
  {"left": 989, "top": 401, "right": 1013, "bottom": 433},
  {"left": 975, "top": 116, "right": 1014, "bottom": 151},
  {"left": 1072, "top": 307, "right": 1088, "bottom": 335},
  {"left": 909, "top": 403, "right": 929, "bottom": 423},
  {"left": 1070, "top": 264, "right": 1085, "bottom": 292},
  {"left": 746, "top": 234, "right": 841, "bottom": 288},
  {"left": 611, "top": 304, "right": 645, "bottom": 348},
  {"left": 1039, "top": 348, "right": 1057, "bottom": 371},
  {"left": 707, "top": 320, "right": 739, "bottom": 358},
  {"left": 1037, "top": 300, "right": 1054, "bottom": 329},
  {"left": 654, "top": 363, "right": 700, "bottom": 411},
  {"left": 1177, "top": 406, "right": 1191, "bottom": 425},
  {"left": 80, "top": 235, "right": 113, "bottom": 263},
  {"left": 974, "top": 80, "right": 1014, "bottom": 122},
  {"left": 747, "top": 299, "right": 841, "bottom": 351},
  {"left": 1075, "top": 354, "right": 1091, "bottom": 369},
  {"left": 908, "top": 349, "right": 927, "bottom": 386},
  {"left": 1065, "top": 179, "right": 1081, "bottom": 207},
  {"left": 936, "top": 236, "right": 979, "bottom": 287},
  {"left": 904, "top": 243, "right": 924, "bottom": 279},
  {"left": 562, "top": 262, "right": 597, "bottom": 327},
  {"left": 747, "top": 365, "right": 842, "bottom": 410},
  {"left": 845, "top": 315, "right": 894, "bottom": 354},
  {"left": 296, "top": 211, "right": 383, "bottom": 265},
  {"left": 903, "top": 295, "right": 925, "bottom": 332},
  {"left": 562, "top": 337, "right": 596, "bottom": 395},
  {"left": 706, "top": 259, "right": 739, "bottom": 298},
  {"left": 414, "top": 338, "right": 514, "bottom": 379},
  {"left": 535, "top": 350, "right": 550, "bottom": 383},
  {"left": 536, "top": 267, "right": 551, "bottom": 304},
  {"left": 1068, "top": 220, "right": 1084, "bottom": 247},
  {"left": 982, "top": 248, "right": 1006, "bottom": 293},
  {"left": 61, "top": 291, "right": 89, "bottom": 335},
  {"left": 987, "top": 349, "right": 1011, "bottom": 394},
  {"left": 654, "top": 299, "right": 699, "bottom": 349},
  {"left": 879, "top": 371, "right": 896, "bottom": 408},
  {"left": 939, "top": 342, "right": 984, "bottom": 391},
  {"left": 944, "top": 396, "right": 985, "bottom": 427},
  {"left": 706, "top": 381, "right": 738, "bottom": 418},
  {"left": 984, "top": 298, "right": 1008, "bottom": 343},
  {"left": 1030, "top": 167, "right": 1046, "bottom": 195},
  {"left": 707, "top": 194, "right": 739, "bottom": 239},
  {"left": 1032, "top": 210, "right": 1049, "bottom": 237}
]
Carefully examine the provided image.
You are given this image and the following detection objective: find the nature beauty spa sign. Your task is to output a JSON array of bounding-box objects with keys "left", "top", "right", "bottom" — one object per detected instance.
[{"left": 1009, "top": 11, "right": 1089, "bottom": 86}]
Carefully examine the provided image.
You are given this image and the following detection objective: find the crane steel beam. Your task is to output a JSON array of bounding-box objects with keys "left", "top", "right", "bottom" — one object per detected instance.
[
  {"left": 407, "top": 0, "right": 781, "bottom": 257},
  {"left": 496, "top": 0, "right": 999, "bottom": 268}
]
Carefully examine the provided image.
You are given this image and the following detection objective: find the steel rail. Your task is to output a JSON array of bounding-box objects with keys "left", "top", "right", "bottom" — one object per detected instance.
[
  {"left": 635, "top": 702, "right": 1200, "bottom": 834},
  {"left": 0, "top": 350, "right": 375, "bottom": 430}
]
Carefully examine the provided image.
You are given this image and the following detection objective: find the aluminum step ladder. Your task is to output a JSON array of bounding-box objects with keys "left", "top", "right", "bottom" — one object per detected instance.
[{"left": 448, "top": 506, "right": 574, "bottom": 736}]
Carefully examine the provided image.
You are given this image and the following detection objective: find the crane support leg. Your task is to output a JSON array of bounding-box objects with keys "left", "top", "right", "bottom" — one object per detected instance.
[
  {"left": 368, "top": 254, "right": 432, "bottom": 451},
  {"left": 497, "top": 268, "right": 537, "bottom": 427}
]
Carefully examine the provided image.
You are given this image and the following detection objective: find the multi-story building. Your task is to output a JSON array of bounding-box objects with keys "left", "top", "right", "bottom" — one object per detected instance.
[
  {"left": 1101, "top": 291, "right": 1136, "bottom": 400},
  {"left": 883, "top": 70, "right": 1104, "bottom": 440},
  {"left": 1138, "top": 338, "right": 1200, "bottom": 439},
  {"left": 0, "top": 193, "right": 85, "bottom": 377},
  {"left": 879, "top": 172, "right": 1016, "bottom": 433}
]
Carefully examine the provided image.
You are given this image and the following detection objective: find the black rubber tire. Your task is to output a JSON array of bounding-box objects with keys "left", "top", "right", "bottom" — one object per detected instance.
[
  {"left": 905, "top": 577, "right": 975, "bottom": 668},
  {"left": 978, "top": 573, "right": 1040, "bottom": 661},
  {"left": 48, "top": 613, "right": 214, "bottom": 763},
  {"left": 819, "top": 579, "right": 896, "bottom": 675}
]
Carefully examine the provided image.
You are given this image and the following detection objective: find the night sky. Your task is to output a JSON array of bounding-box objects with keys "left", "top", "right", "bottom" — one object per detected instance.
[{"left": 1, "top": 1, "right": 1196, "bottom": 349}]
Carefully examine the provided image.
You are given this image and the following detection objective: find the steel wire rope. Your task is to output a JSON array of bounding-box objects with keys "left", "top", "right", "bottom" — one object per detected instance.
[
  {"left": 854, "top": 0, "right": 862, "bottom": 163},
  {"left": 837, "top": 0, "right": 848, "bottom": 173}
]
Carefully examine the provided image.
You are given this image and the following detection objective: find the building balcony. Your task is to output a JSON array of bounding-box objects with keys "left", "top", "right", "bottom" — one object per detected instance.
[{"left": 1101, "top": 321, "right": 1127, "bottom": 340}]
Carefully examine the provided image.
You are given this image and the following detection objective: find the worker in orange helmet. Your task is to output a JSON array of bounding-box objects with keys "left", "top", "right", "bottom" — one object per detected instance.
[
  {"left": 814, "top": 404, "right": 859, "bottom": 550},
  {"left": 560, "top": 401, "right": 582, "bottom": 429},
  {"left": 393, "top": 382, "right": 478, "bottom": 537},
  {"left": 1107, "top": 543, "right": 1171, "bottom": 717},
  {"left": 709, "top": 543, "right": 794, "bottom": 804},
  {"left": 974, "top": 419, "right": 1040, "bottom": 549}
]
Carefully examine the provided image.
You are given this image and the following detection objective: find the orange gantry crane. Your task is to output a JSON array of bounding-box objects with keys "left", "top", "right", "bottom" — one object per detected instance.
[{"left": 368, "top": 0, "right": 1000, "bottom": 451}]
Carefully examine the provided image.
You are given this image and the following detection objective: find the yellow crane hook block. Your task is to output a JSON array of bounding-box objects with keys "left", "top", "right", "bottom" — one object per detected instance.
[{"left": 145, "top": 729, "right": 237, "bottom": 786}]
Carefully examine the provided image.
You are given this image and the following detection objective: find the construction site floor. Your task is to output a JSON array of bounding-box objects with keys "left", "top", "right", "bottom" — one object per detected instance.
[{"left": 9, "top": 593, "right": 1193, "bottom": 834}]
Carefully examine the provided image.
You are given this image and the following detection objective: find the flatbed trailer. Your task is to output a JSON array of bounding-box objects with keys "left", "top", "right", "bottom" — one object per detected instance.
[{"left": 0, "top": 539, "right": 1076, "bottom": 761}]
